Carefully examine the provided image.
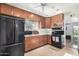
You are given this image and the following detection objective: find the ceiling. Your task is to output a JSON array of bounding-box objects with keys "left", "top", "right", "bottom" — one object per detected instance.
[{"left": 8, "top": 3, "right": 79, "bottom": 17}]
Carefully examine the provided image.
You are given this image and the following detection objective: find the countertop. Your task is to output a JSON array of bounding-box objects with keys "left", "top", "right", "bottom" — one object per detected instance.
[{"left": 24, "top": 33, "right": 51, "bottom": 37}]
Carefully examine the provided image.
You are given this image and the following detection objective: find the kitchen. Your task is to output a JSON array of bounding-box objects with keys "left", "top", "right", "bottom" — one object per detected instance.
[{"left": 0, "top": 3, "right": 79, "bottom": 56}]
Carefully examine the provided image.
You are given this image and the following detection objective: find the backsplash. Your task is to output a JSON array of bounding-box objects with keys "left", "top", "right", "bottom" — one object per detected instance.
[{"left": 37, "top": 29, "right": 52, "bottom": 35}]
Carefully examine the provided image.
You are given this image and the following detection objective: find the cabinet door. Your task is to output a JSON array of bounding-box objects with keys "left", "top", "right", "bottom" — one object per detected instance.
[
  {"left": 47, "top": 35, "right": 52, "bottom": 44},
  {"left": 39, "top": 36, "right": 44, "bottom": 46},
  {"left": 51, "top": 16, "right": 56, "bottom": 27},
  {"left": 0, "top": 4, "right": 13, "bottom": 15},
  {"left": 51, "top": 14, "right": 64, "bottom": 27},
  {"left": 45, "top": 18, "right": 51, "bottom": 28},
  {"left": 41, "top": 18, "right": 45, "bottom": 28},
  {"left": 25, "top": 37, "right": 31, "bottom": 51},
  {"left": 30, "top": 36, "right": 40, "bottom": 49},
  {"left": 13, "top": 7, "right": 25, "bottom": 18},
  {"left": 39, "top": 36, "right": 48, "bottom": 46},
  {"left": 21, "top": 10, "right": 28, "bottom": 19},
  {"left": 43, "top": 36, "right": 48, "bottom": 45}
]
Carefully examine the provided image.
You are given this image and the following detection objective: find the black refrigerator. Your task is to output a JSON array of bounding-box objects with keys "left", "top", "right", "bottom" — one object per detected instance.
[{"left": 0, "top": 15, "right": 25, "bottom": 56}]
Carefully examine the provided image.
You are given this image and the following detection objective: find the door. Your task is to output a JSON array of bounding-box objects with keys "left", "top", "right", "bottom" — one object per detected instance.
[
  {"left": 72, "top": 22, "right": 79, "bottom": 50},
  {"left": 7, "top": 43, "right": 24, "bottom": 56},
  {"left": 65, "top": 23, "right": 73, "bottom": 48},
  {"left": 0, "top": 15, "right": 15, "bottom": 45},
  {"left": 15, "top": 19, "right": 24, "bottom": 43},
  {"left": 65, "top": 22, "right": 79, "bottom": 54}
]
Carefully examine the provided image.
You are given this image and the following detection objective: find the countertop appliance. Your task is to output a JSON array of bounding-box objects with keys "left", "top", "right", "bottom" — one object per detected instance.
[
  {"left": 51, "top": 27, "right": 64, "bottom": 48},
  {"left": 0, "top": 15, "right": 24, "bottom": 56}
]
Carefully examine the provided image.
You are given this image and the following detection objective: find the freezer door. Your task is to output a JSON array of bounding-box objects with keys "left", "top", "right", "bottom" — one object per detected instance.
[
  {"left": 7, "top": 43, "right": 24, "bottom": 56},
  {"left": 0, "top": 46, "right": 9, "bottom": 56},
  {"left": 0, "top": 43, "right": 24, "bottom": 56}
]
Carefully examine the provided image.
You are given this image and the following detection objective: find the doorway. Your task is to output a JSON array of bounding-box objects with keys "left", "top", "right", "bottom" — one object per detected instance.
[{"left": 65, "top": 22, "right": 79, "bottom": 51}]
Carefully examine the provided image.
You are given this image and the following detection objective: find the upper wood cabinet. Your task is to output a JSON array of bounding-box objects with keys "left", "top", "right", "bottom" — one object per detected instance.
[
  {"left": 0, "top": 3, "right": 45, "bottom": 22},
  {"left": 28, "top": 14, "right": 41, "bottom": 21},
  {"left": 51, "top": 13, "right": 64, "bottom": 27},
  {"left": 21, "top": 10, "right": 29, "bottom": 19},
  {"left": 0, "top": 3, "right": 13, "bottom": 16},
  {"left": 13, "top": 7, "right": 27, "bottom": 18},
  {"left": 40, "top": 17, "right": 45, "bottom": 28},
  {"left": 45, "top": 17, "right": 51, "bottom": 28}
]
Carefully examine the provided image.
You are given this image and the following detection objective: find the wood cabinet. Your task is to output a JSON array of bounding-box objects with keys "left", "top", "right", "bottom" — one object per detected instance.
[
  {"left": 30, "top": 36, "right": 40, "bottom": 49},
  {"left": 47, "top": 35, "right": 52, "bottom": 44},
  {"left": 0, "top": 3, "right": 45, "bottom": 22},
  {"left": 51, "top": 13, "right": 64, "bottom": 27},
  {"left": 25, "top": 35, "right": 48, "bottom": 52},
  {"left": 28, "top": 14, "right": 40, "bottom": 21},
  {"left": 0, "top": 3, "right": 13, "bottom": 16},
  {"left": 45, "top": 17, "right": 51, "bottom": 28},
  {"left": 40, "top": 17, "right": 45, "bottom": 28},
  {"left": 25, "top": 37, "right": 32, "bottom": 51},
  {"left": 39, "top": 35, "right": 48, "bottom": 46},
  {"left": 13, "top": 7, "right": 26, "bottom": 18},
  {"left": 0, "top": 3, "right": 64, "bottom": 28}
]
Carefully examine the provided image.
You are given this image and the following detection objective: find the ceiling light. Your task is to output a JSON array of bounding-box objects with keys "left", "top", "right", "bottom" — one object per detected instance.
[
  {"left": 56, "top": 9, "right": 63, "bottom": 14},
  {"left": 56, "top": 10, "right": 63, "bottom": 14}
]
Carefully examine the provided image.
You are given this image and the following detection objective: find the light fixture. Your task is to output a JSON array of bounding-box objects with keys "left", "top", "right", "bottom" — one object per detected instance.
[
  {"left": 56, "top": 9, "right": 63, "bottom": 14},
  {"left": 41, "top": 3, "right": 47, "bottom": 12}
]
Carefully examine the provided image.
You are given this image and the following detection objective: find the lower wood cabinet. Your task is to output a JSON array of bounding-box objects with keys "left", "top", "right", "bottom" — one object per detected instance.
[
  {"left": 25, "top": 37, "right": 32, "bottom": 51},
  {"left": 47, "top": 35, "right": 52, "bottom": 44},
  {"left": 25, "top": 35, "right": 48, "bottom": 52}
]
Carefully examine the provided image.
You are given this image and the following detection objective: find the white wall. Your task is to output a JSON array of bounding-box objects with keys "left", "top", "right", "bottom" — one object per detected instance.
[
  {"left": 64, "top": 10, "right": 79, "bottom": 45},
  {"left": 64, "top": 15, "right": 73, "bottom": 45}
]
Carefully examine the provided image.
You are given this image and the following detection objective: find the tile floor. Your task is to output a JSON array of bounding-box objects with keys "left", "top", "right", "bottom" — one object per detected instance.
[{"left": 25, "top": 45, "right": 78, "bottom": 56}]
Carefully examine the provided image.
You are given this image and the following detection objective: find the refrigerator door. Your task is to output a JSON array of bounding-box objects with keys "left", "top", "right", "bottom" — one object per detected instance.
[
  {"left": 7, "top": 43, "right": 24, "bottom": 56},
  {"left": 0, "top": 16, "right": 15, "bottom": 45},
  {"left": 0, "top": 15, "right": 24, "bottom": 56},
  {"left": 6, "top": 18, "right": 15, "bottom": 45},
  {"left": 0, "top": 15, "right": 24, "bottom": 45},
  {"left": 15, "top": 20, "right": 24, "bottom": 43},
  {"left": 0, "top": 17, "right": 7, "bottom": 45}
]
